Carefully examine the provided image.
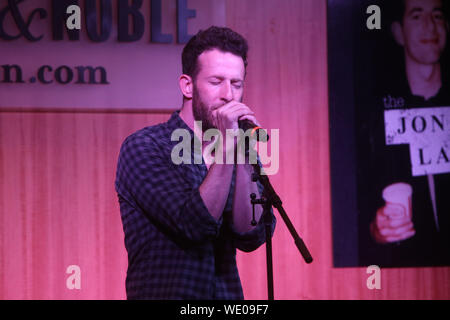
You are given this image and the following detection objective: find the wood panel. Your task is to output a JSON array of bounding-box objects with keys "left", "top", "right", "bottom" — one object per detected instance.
[{"left": 0, "top": 111, "right": 170, "bottom": 299}]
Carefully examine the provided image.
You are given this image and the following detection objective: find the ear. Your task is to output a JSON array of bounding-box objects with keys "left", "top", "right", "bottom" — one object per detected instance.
[
  {"left": 391, "top": 21, "right": 405, "bottom": 46},
  {"left": 179, "top": 74, "right": 193, "bottom": 99}
]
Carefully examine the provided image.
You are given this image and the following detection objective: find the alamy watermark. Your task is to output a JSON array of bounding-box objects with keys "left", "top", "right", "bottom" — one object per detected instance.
[
  {"left": 366, "top": 265, "right": 381, "bottom": 290},
  {"left": 66, "top": 265, "right": 81, "bottom": 290},
  {"left": 171, "top": 121, "right": 279, "bottom": 175}
]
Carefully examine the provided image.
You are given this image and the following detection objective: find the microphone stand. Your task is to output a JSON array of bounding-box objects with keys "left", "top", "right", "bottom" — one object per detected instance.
[{"left": 250, "top": 163, "right": 313, "bottom": 301}]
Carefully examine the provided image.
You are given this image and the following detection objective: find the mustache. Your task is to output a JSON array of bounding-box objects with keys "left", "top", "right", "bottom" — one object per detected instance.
[{"left": 210, "top": 98, "right": 245, "bottom": 111}]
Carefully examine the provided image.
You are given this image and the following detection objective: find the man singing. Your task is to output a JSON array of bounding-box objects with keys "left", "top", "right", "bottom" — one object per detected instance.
[{"left": 115, "top": 26, "right": 276, "bottom": 299}]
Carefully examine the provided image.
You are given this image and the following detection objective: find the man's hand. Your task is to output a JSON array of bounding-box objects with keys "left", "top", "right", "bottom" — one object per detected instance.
[
  {"left": 207, "top": 101, "right": 259, "bottom": 164},
  {"left": 199, "top": 101, "right": 259, "bottom": 221},
  {"left": 370, "top": 203, "right": 416, "bottom": 244},
  {"left": 211, "top": 101, "right": 259, "bottom": 136}
]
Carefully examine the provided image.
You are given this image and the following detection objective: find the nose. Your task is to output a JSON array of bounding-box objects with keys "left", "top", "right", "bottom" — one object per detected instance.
[
  {"left": 424, "top": 14, "right": 437, "bottom": 33},
  {"left": 220, "top": 81, "right": 233, "bottom": 102}
]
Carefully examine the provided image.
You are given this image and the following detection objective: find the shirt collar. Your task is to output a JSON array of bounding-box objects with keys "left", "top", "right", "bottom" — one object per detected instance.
[
  {"left": 167, "top": 110, "right": 193, "bottom": 132},
  {"left": 167, "top": 110, "right": 204, "bottom": 167}
]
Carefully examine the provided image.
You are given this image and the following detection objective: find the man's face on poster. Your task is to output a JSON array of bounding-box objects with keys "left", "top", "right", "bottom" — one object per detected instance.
[{"left": 393, "top": 0, "right": 448, "bottom": 65}]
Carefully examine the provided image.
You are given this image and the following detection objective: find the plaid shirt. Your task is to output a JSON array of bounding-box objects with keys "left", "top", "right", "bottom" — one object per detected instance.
[{"left": 115, "top": 111, "right": 275, "bottom": 300}]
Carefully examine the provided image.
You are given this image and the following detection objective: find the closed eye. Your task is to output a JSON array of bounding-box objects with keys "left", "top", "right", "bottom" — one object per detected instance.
[
  {"left": 232, "top": 81, "right": 243, "bottom": 89},
  {"left": 433, "top": 11, "right": 444, "bottom": 20}
]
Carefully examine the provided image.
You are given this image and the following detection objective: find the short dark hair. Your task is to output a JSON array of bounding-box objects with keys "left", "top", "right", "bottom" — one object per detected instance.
[
  {"left": 181, "top": 26, "right": 248, "bottom": 79},
  {"left": 390, "top": 0, "right": 449, "bottom": 25}
]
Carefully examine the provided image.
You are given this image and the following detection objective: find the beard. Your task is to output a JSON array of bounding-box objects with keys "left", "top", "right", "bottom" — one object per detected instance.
[
  {"left": 192, "top": 84, "right": 215, "bottom": 131},
  {"left": 192, "top": 83, "right": 244, "bottom": 132}
]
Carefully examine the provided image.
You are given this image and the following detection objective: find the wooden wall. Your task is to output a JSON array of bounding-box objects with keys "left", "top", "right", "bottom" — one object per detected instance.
[{"left": 1, "top": 0, "right": 449, "bottom": 299}]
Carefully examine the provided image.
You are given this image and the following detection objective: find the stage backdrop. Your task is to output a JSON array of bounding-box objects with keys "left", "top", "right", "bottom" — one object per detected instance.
[{"left": 1, "top": 0, "right": 450, "bottom": 299}]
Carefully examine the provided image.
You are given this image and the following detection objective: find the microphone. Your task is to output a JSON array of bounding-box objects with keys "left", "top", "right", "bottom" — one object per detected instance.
[{"left": 238, "top": 119, "right": 269, "bottom": 142}]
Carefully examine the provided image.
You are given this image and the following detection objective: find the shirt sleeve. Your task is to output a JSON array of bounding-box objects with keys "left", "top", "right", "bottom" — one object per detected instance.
[
  {"left": 115, "top": 132, "right": 222, "bottom": 244},
  {"left": 227, "top": 208, "right": 276, "bottom": 253}
]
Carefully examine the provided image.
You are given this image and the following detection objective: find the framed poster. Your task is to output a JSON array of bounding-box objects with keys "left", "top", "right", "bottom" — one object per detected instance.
[{"left": 328, "top": 0, "right": 450, "bottom": 267}]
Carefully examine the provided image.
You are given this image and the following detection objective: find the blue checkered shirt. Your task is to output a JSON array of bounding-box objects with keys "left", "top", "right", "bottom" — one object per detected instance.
[{"left": 115, "top": 111, "right": 275, "bottom": 300}]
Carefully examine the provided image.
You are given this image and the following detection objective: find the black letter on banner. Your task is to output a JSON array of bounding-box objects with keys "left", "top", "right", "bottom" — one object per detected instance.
[
  {"left": 75, "top": 66, "right": 109, "bottom": 84},
  {"left": 118, "top": 0, "right": 144, "bottom": 42},
  {"left": 55, "top": 66, "right": 74, "bottom": 84},
  {"left": 151, "top": 0, "right": 173, "bottom": 43},
  {"left": 1, "top": 64, "right": 24, "bottom": 83},
  {"left": 431, "top": 115, "right": 445, "bottom": 132},
  {"left": 0, "top": 0, "right": 47, "bottom": 41},
  {"left": 412, "top": 116, "right": 427, "bottom": 133},
  {"left": 437, "top": 148, "right": 449, "bottom": 164},
  {"left": 85, "top": 0, "right": 112, "bottom": 42},
  {"left": 177, "top": 0, "right": 195, "bottom": 44},
  {"left": 52, "top": 0, "right": 79, "bottom": 40},
  {"left": 38, "top": 65, "right": 53, "bottom": 84}
]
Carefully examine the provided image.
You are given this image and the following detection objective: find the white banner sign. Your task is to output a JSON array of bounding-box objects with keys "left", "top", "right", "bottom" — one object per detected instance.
[{"left": 384, "top": 107, "right": 450, "bottom": 176}]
